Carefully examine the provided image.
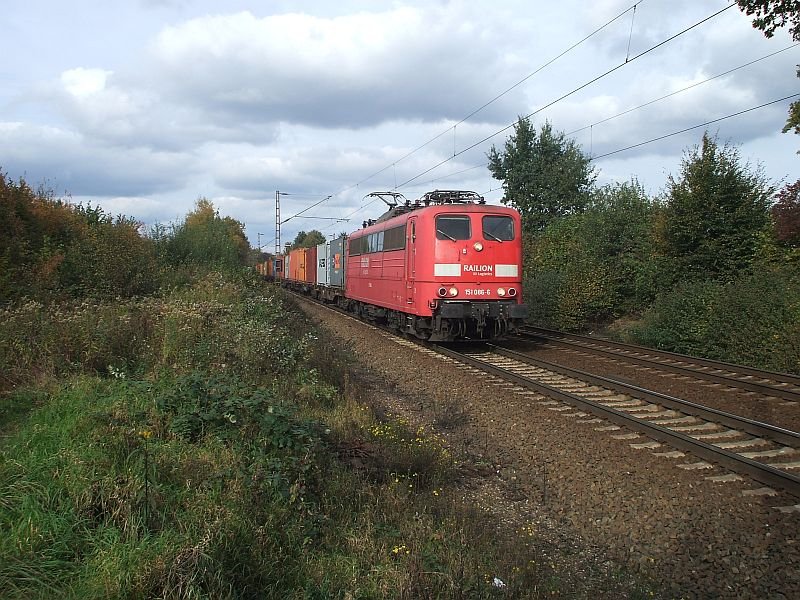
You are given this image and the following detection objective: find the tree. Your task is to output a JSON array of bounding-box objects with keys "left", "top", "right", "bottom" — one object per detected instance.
[
  {"left": 525, "top": 180, "right": 658, "bottom": 330},
  {"left": 659, "top": 133, "right": 773, "bottom": 279},
  {"left": 772, "top": 179, "right": 800, "bottom": 246},
  {"left": 168, "top": 198, "right": 250, "bottom": 268},
  {"left": 735, "top": 2, "right": 800, "bottom": 138},
  {"left": 291, "top": 230, "right": 325, "bottom": 249},
  {"left": 783, "top": 67, "right": 800, "bottom": 136},
  {"left": 735, "top": 1, "right": 800, "bottom": 41},
  {"left": 585, "top": 180, "right": 660, "bottom": 309},
  {"left": 0, "top": 173, "right": 162, "bottom": 300},
  {"left": 488, "top": 118, "right": 596, "bottom": 232}
]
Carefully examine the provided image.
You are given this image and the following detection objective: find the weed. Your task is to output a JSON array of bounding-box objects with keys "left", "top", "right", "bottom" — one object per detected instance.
[{"left": 0, "top": 271, "right": 659, "bottom": 598}]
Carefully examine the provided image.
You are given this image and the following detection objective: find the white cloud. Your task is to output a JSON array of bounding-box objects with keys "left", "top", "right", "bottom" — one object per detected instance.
[
  {"left": 147, "top": 7, "right": 521, "bottom": 128},
  {"left": 1, "top": 0, "right": 797, "bottom": 247},
  {"left": 60, "top": 67, "right": 112, "bottom": 97}
]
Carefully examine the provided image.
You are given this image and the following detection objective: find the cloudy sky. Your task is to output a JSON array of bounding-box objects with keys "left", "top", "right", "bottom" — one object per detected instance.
[{"left": 3, "top": 0, "right": 798, "bottom": 251}]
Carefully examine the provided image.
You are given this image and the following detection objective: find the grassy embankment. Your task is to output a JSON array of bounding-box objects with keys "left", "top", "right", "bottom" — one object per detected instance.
[{"left": 0, "top": 271, "right": 656, "bottom": 598}]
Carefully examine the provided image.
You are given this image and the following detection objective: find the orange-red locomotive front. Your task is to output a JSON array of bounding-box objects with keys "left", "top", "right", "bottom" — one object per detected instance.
[{"left": 346, "top": 190, "right": 528, "bottom": 341}]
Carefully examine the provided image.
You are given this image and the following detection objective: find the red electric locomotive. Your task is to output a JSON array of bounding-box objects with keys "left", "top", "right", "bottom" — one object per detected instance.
[{"left": 344, "top": 190, "right": 527, "bottom": 341}]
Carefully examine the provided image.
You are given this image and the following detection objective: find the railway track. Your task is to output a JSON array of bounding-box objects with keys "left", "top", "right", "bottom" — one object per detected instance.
[
  {"left": 432, "top": 343, "right": 800, "bottom": 500},
  {"left": 289, "top": 291, "right": 800, "bottom": 500},
  {"left": 517, "top": 326, "right": 800, "bottom": 403}
]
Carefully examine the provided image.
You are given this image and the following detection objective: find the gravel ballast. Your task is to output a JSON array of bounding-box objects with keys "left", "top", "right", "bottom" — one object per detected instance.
[{"left": 296, "top": 297, "right": 800, "bottom": 599}]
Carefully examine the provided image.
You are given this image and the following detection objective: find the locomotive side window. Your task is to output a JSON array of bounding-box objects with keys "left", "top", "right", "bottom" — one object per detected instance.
[
  {"left": 482, "top": 215, "right": 514, "bottom": 241},
  {"left": 351, "top": 226, "right": 407, "bottom": 254},
  {"left": 367, "top": 231, "right": 383, "bottom": 253},
  {"left": 349, "top": 237, "right": 365, "bottom": 256},
  {"left": 436, "top": 215, "right": 471, "bottom": 241},
  {"left": 383, "top": 225, "right": 406, "bottom": 251}
]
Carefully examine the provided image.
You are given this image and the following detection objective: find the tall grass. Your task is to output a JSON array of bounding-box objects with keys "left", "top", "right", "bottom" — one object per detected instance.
[{"left": 0, "top": 272, "right": 653, "bottom": 598}]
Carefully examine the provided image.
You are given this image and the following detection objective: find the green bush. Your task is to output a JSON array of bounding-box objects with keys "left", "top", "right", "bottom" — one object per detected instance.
[
  {"left": 627, "top": 279, "right": 722, "bottom": 356},
  {"left": 522, "top": 181, "right": 659, "bottom": 330},
  {"left": 0, "top": 298, "right": 156, "bottom": 387},
  {"left": 159, "top": 198, "right": 249, "bottom": 271},
  {"left": 629, "top": 266, "right": 800, "bottom": 373},
  {"left": 0, "top": 175, "right": 161, "bottom": 302},
  {"left": 524, "top": 216, "right": 621, "bottom": 331},
  {"left": 706, "top": 267, "right": 800, "bottom": 372},
  {"left": 0, "top": 272, "right": 310, "bottom": 391},
  {"left": 522, "top": 269, "right": 564, "bottom": 329}
]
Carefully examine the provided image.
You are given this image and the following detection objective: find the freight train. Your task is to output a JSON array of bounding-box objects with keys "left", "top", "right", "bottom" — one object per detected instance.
[{"left": 258, "top": 190, "right": 528, "bottom": 341}]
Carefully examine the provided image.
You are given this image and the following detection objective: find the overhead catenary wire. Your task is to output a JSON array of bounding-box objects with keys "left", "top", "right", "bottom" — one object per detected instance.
[
  {"left": 305, "top": 2, "right": 776, "bottom": 238},
  {"left": 394, "top": 2, "right": 736, "bottom": 191},
  {"left": 465, "top": 93, "right": 800, "bottom": 200},
  {"left": 566, "top": 42, "right": 799, "bottom": 138},
  {"left": 311, "top": 1, "right": 650, "bottom": 213},
  {"left": 591, "top": 92, "right": 800, "bottom": 160},
  {"left": 282, "top": 195, "right": 332, "bottom": 223},
  {"left": 402, "top": 43, "right": 800, "bottom": 186},
  {"left": 306, "top": 91, "right": 799, "bottom": 241},
  {"left": 382, "top": 0, "right": 650, "bottom": 169}
]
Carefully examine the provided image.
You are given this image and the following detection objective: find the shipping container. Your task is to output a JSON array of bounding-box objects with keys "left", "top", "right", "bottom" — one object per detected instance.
[
  {"left": 329, "top": 235, "right": 346, "bottom": 289},
  {"left": 306, "top": 246, "right": 317, "bottom": 285},
  {"left": 316, "top": 242, "right": 330, "bottom": 286},
  {"left": 288, "top": 247, "right": 311, "bottom": 283},
  {"left": 284, "top": 253, "right": 291, "bottom": 281}
]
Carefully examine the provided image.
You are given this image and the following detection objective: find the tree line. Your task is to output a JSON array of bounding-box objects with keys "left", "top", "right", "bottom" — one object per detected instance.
[
  {"left": 486, "top": 3, "right": 800, "bottom": 371},
  {"left": 0, "top": 179, "right": 252, "bottom": 303},
  {"left": 488, "top": 119, "right": 798, "bottom": 371}
]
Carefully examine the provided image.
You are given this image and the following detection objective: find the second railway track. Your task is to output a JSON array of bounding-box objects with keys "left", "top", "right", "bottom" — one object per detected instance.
[
  {"left": 434, "top": 342, "right": 800, "bottom": 501},
  {"left": 291, "top": 290, "right": 800, "bottom": 501},
  {"left": 517, "top": 326, "right": 800, "bottom": 404}
]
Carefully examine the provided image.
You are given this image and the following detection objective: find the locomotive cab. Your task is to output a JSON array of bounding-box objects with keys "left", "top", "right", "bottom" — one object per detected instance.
[{"left": 419, "top": 202, "right": 528, "bottom": 340}]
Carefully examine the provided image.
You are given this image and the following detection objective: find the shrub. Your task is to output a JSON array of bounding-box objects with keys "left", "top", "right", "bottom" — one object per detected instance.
[
  {"left": 0, "top": 174, "right": 160, "bottom": 302},
  {"left": 629, "top": 267, "right": 800, "bottom": 373},
  {"left": 705, "top": 267, "right": 800, "bottom": 372},
  {"left": 627, "top": 279, "right": 722, "bottom": 356},
  {"left": 525, "top": 215, "right": 620, "bottom": 330},
  {"left": 0, "top": 298, "right": 156, "bottom": 388},
  {"left": 522, "top": 180, "right": 660, "bottom": 330}
]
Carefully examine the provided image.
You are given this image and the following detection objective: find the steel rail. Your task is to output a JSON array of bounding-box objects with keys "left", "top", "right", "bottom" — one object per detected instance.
[
  {"left": 518, "top": 327, "right": 800, "bottom": 402},
  {"left": 288, "top": 291, "right": 800, "bottom": 497},
  {"left": 431, "top": 344, "right": 800, "bottom": 498},
  {"left": 487, "top": 344, "right": 800, "bottom": 448},
  {"left": 522, "top": 325, "right": 800, "bottom": 386}
]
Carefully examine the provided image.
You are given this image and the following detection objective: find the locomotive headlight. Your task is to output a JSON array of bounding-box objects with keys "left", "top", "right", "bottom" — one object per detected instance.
[
  {"left": 508, "top": 287, "right": 517, "bottom": 297},
  {"left": 437, "top": 286, "right": 448, "bottom": 297},
  {"left": 448, "top": 286, "right": 458, "bottom": 297},
  {"left": 473, "top": 242, "right": 484, "bottom": 252},
  {"left": 497, "top": 288, "right": 506, "bottom": 297}
]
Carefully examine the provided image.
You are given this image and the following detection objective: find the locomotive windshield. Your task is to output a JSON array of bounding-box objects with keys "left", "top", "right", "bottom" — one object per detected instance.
[
  {"left": 436, "top": 215, "right": 471, "bottom": 241},
  {"left": 482, "top": 215, "right": 514, "bottom": 241}
]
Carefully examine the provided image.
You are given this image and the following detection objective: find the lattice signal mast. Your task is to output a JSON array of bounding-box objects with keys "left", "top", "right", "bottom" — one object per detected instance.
[
  {"left": 275, "top": 190, "right": 280, "bottom": 255},
  {"left": 274, "top": 190, "right": 287, "bottom": 256}
]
